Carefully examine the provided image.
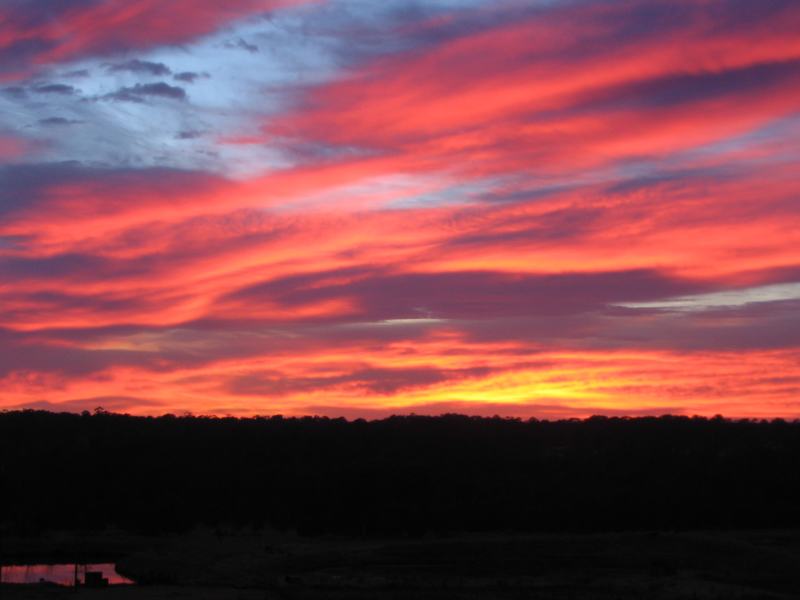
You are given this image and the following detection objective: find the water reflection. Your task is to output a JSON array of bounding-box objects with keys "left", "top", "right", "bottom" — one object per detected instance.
[{"left": 0, "top": 563, "right": 134, "bottom": 586}]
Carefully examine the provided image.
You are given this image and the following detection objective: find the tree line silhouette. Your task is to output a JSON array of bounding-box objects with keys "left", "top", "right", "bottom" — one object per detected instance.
[{"left": 1, "top": 410, "right": 799, "bottom": 537}]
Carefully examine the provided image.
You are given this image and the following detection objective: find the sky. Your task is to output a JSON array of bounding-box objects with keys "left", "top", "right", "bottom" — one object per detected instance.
[{"left": 0, "top": 0, "right": 799, "bottom": 418}]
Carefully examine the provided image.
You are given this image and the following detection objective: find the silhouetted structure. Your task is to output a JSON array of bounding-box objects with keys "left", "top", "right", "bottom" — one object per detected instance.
[{"left": 84, "top": 571, "right": 109, "bottom": 588}]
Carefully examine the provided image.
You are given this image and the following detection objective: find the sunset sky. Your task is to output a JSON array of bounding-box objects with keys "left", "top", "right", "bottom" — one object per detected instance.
[{"left": 1, "top": 0, "right": 799, "bottom": 418}]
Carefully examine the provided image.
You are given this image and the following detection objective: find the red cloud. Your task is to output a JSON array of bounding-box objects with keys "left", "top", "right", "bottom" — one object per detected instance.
[
  {"left": 266, "top": 0, "right": 800, "bottom": 178},
  {"left": 2, "top": 0, "right": 800, "bottom": 418}
]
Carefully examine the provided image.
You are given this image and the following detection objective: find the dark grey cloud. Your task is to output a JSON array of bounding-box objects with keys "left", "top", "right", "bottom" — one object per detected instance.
[
  {"left": 610, "top": 299, "right": 800, "bottom": 352},
  {"left": 572, "top": 59, "right": 800, "bottom": 113},
  {"left": 224, "top": 38, "right": 259, "bottom": 53},
  {"left": 445, "top": 206, "right": 605, "bottom": 249},
  {"left": 0, "top": 0, "right": 285, "bottom": 78},
  {"left": 452, "top": 296, "right": 800, "bottom": 352},
  {"left": 0, "top": 36, "right": 54, "bottom": 77},
  {"left": 227, "top": 365, "right": 492, "bottom": 397},
  {"left": 62, "top": 69, "right": 90, "bottom": 78},
  {"left": 0, "top": 336, "right": 155, "bottom": 378},
  {"left": 0, "top": 253, "right": 106, "bottom": 279},
  {"left": 38, "top": 117, "right": 83, "bottom": 126},
  {"left": 0, "top": 162, "right": 222, "bottom": 217},
  {"left": 265, "top": 0, "right": 549, "bottom": 69},
  {"left": 106, "top": 59, "right": 172, "bottom": 76},
  {"left": 1, "top": 86, "right": 28, "bottom": 99},
  {"left": 0, "top": 162, "right": 85, "bottom": 214},
  {"left": 0, "top": 235, "right": 27, "bottom": 249},
  {"left": 173, "top": 71, "right": 208, "bottom": 83},
  {"left": 0, "top": 253, "right": 161, "bottom": 285},
  {"left": 176, "top": 130, "right": 203, "bottom": 139},
  {"left": 225, "top": 267, "right": 710, "bottom": 321},
  {"left": 33, "top": 83, "right": 78, "bottom": 95},
  {"left": 602, "top": 165, "right": 739, "bottom": 195},
  {"left": 100, "top": 82, "right": 187, "bottom": 102},
  {"left": 3, "top": 295, "right": 795, "bottom": 386}
]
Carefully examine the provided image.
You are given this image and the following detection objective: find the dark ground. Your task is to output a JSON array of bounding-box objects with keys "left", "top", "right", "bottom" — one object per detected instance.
[{"left": 3, "top": 411, "right": 800, "bottom": 598}]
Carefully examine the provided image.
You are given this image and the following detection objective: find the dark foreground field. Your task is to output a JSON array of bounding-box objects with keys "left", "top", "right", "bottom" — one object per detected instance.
[
  {"left": 2, "top": 411, "right": 800, "bottom": 598},
  {"left": 4, "top": 528, "right": 800, "bottom": 599}
]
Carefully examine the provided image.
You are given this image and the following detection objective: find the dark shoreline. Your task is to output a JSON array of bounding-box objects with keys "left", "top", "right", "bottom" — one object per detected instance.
[{"left": 4, "top": 529, "right": 800, "bottom": 599}]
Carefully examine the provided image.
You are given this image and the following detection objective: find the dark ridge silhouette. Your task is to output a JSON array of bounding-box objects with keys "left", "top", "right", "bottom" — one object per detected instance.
[{"left": 1, "top": 410, "right": 799, "bottom": 537}]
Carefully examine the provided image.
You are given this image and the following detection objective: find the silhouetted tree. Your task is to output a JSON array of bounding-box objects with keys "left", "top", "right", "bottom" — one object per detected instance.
[{"left": 1, "top": 410, "right": 799, "bottom": 538}]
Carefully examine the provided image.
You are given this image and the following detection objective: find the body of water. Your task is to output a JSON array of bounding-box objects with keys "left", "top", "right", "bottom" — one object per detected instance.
[{"left": 0, "top": 563, "right": 134, "bottom": 586}]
